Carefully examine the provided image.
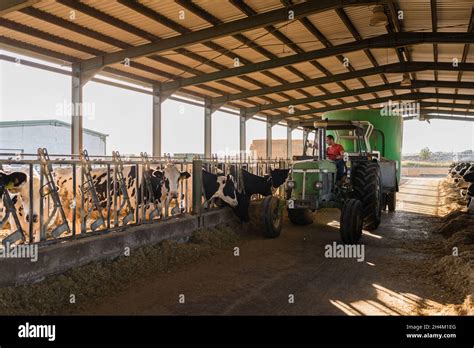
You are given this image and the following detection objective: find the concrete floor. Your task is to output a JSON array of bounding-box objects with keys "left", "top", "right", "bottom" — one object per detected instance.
[{"left": 78, "top": 177, "right": 463, "bottom": 315}]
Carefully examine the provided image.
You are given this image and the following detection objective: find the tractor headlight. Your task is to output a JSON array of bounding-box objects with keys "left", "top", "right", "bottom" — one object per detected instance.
[
  {"left": 287, "top": 180, "right": 296, "bottom": 189},
  {"left": 314, "top": 181, "right": 323, "bottom": 189}
]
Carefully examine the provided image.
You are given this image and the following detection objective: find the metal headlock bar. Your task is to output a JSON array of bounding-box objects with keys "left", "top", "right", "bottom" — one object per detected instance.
[
  {"left": 1, "top": 150, "right": 290, "bottom": 246},
  {"left": 112, "top": 151, "right": 134, "bottom": 226},
  {"left": 80, "top": 150, "right": 105, "bottom": 232},
  {"left": 140, "top": 152, "right": 161, "bottom": 221},
  {"left": 0, "top": 189, "right": 25, "bottom": 246},
  {"left": 37, "top": 148, "right": 70, "bottom": 239}
]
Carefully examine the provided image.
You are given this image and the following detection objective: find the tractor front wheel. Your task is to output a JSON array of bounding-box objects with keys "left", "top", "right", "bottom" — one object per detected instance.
[{"left": 340, "top": 199, "right": 363, "bottom": 244}]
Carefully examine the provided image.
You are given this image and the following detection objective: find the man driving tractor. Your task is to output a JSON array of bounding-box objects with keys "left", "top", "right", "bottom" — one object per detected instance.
[{"left": 326, "top": 134, "right": 345, "bottom": 181}]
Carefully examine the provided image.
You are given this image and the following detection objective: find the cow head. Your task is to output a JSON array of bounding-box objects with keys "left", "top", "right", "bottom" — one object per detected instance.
[
  {"left": 0, "top": 170, "right": 39, "bottom": 226},
  {"left": 233, "top": 191, "right": 250, "bottom": 222},
  {"left": 162, "top": 163, "right": 190, "bottom": 199},
  {"left": 149, "top": 169, "right": 165, "bottom": 201},
  {"left": 19, "top": 170, "right": 41, "bottom": 225},
  {"left": 270, "top": 168, "right": 290, "bottom": 189},
  {"left": 463, "top": 170, "right": 474, "bottom": 183},
  {"left": 223, "top": 174, "right": 238, "bottom": 206},
  {"left": 0, "top": 171, "right": 27, "bottom": 196}
]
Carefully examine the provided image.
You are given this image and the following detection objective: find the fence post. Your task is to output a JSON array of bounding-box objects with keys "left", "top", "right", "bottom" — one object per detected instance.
[{"left": 192, "top": 158, "right": 203, "bottom": 215}]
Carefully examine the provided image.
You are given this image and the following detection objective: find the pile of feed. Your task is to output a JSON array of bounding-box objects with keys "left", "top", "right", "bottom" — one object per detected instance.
[
  {"left": 428, "top": 180, "right": 474, "bottom": 314},
  {"left": 0, "top": 222, "right": 240, "bottom": 315}
]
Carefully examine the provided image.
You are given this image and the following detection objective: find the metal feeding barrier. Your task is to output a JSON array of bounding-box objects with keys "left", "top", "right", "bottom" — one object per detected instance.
[
  {"left": 0, "top": 149, "right": 290, "bottom": 247},
  {"left": 140, "top": 152, "right": 161, "bottom": 221},
  {"left": 81, "top": 150, "right": 105, "bottom": 232},
  {"left": 38, "top": 148, "right": 70, "bottom": 239},
  {"left": 111, "top": 151, "right": 135, "bottom": 226},
  {"left": 0, "top": 184, "right": 24, "bottom": 246}
]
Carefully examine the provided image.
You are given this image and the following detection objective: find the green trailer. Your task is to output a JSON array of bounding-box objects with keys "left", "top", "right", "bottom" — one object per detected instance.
[{"left": 324, "top": 110, "right": 403, "bottom": 210}]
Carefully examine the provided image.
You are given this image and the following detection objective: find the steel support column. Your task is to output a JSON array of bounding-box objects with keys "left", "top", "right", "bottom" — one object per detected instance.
[
  {"left": 71, "top": 63, "right": 84, "bottom": 157},
  {"left": 266, "top": 116, "right": 273, "bottom": 159},
  {"left": 71, "top": 63, "right": 97, "bottom": 157},
  {"left": 239, "top": 111, "right": 246, "bottom": 158},
  {"left": 287, "top": 125, "right": 293, "bottom": 160},
  {"left": 204, "top": 98, "right": 212, "bottom": 158},
  {"left": 152, "top": 84, "right": 162, "bottom": 157}
]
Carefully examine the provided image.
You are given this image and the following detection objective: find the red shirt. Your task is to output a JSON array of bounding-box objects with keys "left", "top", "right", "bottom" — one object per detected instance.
[{"left": 326, "top": 144, "right": 344, "bottom": 161}]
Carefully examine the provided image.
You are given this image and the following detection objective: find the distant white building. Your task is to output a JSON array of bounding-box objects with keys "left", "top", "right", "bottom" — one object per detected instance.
[{"left": 0, "top": 119, "right": 108, "bottom": 156}]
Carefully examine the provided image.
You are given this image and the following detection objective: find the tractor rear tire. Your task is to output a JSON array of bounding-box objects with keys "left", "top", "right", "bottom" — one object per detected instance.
[
  {"left": 352, "top": 161, "right": 382, "bottom": 231},
  {"left": 387, "top": 192, "right": 396, "bottom": 212},
  {"left": 287, "top": 208, "right": 313, "bottom": 226},
  {"left": 262, "top": 196, "right": 282, "bottom": 239},
  {"left": 340, "top": 199, "right": 363, "bottom": 244}
]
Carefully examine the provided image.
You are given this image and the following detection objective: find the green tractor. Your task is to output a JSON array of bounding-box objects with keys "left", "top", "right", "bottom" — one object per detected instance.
[{"left": 286, "top": 120, "right": 398, "bottom": 244}]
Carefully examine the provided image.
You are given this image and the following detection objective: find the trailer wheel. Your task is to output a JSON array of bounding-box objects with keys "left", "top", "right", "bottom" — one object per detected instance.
[
  {"left": 262, "top": 196, "right": 282, "bottom": 238},
  {"left": 287, "top": 208, "right": 313, "bottom": 225},
  {"left": 387, "top": 192, "right": 396, "bottom": 212},
  {"left": 340, "top": 199, "right": 363, "bottom": 244},
  {"left": 352, "top": 161, "right": 382, "bottom": 231}
]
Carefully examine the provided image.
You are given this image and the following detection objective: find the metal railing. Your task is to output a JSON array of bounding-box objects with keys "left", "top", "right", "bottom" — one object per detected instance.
[{"left": 0, "top": 150, "right": 290, "bottom": 247}]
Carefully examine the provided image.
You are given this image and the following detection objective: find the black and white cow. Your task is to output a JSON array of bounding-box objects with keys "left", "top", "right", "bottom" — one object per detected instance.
[
  {"left": 202, "top": 170, "right": 238, "bottom": 208},
  {"left": 0, "top": 161, "right": 190, "bottom": 242},
  {"left": 52, "top": 162, "right": 190, "bottom": 231},
  {"left": 462, "top": 170, "right": 474, "bottom": 213},
  {"left": 202, "top": 167, "right": 289, "bottom": 222},
  {"left": 201, "top": 169, "right": 251, "bottom": 222},
  {"left": 0, "top": 167, "right": 44, "bottom": 242},
  {"left": 449, "top": 162, "right": 473, "bottom": 184}
]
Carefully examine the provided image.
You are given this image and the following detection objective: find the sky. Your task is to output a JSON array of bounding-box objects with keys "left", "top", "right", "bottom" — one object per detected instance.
[{"left": 1, "top": 53, "right": 473, "bottom": 156}]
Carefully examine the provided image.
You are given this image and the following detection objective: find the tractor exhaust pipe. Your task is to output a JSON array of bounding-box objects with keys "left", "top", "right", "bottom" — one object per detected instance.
[{"left": 318, "top": 128, "right": 326, "bottom": 160}]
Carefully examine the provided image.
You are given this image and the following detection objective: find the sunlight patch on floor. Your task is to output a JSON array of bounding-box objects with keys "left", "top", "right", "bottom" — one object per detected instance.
[{"left": 396, "top": 179, "right": 442, "bottom": 216}]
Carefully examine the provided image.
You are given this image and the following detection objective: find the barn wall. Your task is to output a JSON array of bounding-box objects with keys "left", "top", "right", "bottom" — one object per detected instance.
[
  {"left": 0, "top": 208, "right": 236, "bottom": 287},
  {"left": 0, "top": 124, "right": 106, "bottom": 155}
]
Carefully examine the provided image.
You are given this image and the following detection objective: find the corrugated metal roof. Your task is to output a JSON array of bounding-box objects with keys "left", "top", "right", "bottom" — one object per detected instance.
[{"left": 0, "top": 0, "right": 473, "bottom": 122}]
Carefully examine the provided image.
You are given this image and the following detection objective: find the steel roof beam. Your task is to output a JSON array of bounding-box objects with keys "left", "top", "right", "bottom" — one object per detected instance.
[
  {"left": 161, "top": 32, "right": 474, "bottom": 92},
  {"left": 281, "top": 0, "right": 366, "bottom": 105},
  {"left": 174, "top": 0, "right": 312, "bottom": 114},
  {"left": 275, "top": 92, "right": 474, "bottom": 119},
  {"left": 77, "top": 0, "right": 390, "bottom": 72},
  {"left": 0, "top": 0, "right": 38, "bottom": 16},
  {"left": 406, "top": 114, "right": 474, "bottom": 122},
  {"left": 210, "top": 61, "right": 474, "bottom": 105},
  {"left": 420, "top": 101, "right": 474, "bottom": 110},
  {"left": 244, "top": 80, "right": 474, "bottom": 113}
]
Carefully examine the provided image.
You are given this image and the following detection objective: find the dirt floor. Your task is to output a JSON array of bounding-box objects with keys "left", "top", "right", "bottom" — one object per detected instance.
[{"left": 1, "top": 177, "right": 472, "bottom": 315}]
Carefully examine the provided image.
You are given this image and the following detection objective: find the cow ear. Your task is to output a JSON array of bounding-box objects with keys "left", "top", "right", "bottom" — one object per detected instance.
[
  {"left": 5, "top": 172, "right": 27, "bottom": 189},
  {"left": 180, "top": 171, "right": 191, "bottom": 180},
  {"left": 152, "top": 170, "right": 162, "bottom": 178}
]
